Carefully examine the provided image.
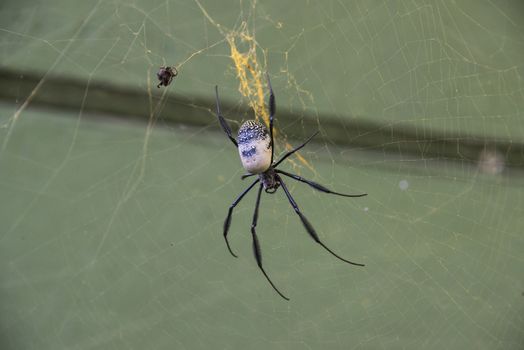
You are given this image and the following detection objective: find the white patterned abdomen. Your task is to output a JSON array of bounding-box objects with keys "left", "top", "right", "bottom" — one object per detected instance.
[{"left": 237, "top": 120, "right": 272, "bottom": 174}]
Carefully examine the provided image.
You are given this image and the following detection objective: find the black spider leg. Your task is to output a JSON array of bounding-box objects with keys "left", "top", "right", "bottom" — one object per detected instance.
[
  {"left": 276, "top": 169, "right": 367, "bottom": 198},
  {"left": 277, "top": 175, "right": 365, "bottom": 267},
  {"left": 266, "top": 72, "right": 276, "bottom": 163},
  {"left": 251, "top": 183, "right": 290, "bottom": 300},
  {"left": 273, "top": 131, "right": 319, "bottom": 168},
  {"left": 224, "top": 179, "right": 260, "bottom": 257},
  {"left": 215, "top": 86, "right": 238, "bottom": 147}
]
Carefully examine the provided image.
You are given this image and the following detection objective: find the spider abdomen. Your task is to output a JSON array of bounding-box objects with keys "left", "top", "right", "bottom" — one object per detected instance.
[{"left": 237, "top": 120, "right": 272, "bottom": 174}]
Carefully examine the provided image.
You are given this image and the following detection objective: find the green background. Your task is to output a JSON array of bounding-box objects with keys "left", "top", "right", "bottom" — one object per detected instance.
[{"left": 1, "top": 0, "right": 523, "bottom": 349}]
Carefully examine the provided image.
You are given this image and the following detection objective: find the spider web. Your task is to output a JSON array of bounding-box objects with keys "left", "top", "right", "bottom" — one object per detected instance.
[{"left": 1, "top": 0, "right": 523, "bottom": 349}]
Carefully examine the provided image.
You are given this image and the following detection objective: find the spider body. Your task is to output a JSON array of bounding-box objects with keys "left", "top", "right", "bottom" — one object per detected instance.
[
  {"left": 237, "top": 120, "right": 272, "bottom": 174},
  {"left": 156, "top": 66, "right": 177, "bottom": 88},
  {"left": 258, "top": 167, "right": 280, "bottom": 193},
  {"left": 214, "top": 73, "right": 367, "bottom": 300}
]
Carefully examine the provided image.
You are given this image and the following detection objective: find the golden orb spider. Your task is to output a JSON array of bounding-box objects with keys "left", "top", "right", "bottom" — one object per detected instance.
[{"left": 215, "top": 73, "right": 367, "bottom": 300}]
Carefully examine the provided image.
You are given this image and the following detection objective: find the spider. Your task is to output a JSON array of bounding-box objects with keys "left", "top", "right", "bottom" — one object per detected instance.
[
  {"left": 156, "top": 66, "right": 178, "bottom": 88},
  {"left": 215, "top": 73, "right": 367, "bottom": 300}
]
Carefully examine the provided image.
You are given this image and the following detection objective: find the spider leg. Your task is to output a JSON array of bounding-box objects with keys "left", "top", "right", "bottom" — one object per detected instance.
[
  {"left": 276, "top": 170, "right": 367, "bottom": 197},
  {"left": 241, "top": 173, "right": 256, "bottom": 180},
  {"left": 251, "top": 183, "right": 290, "bottom": 300},
  {"left": 277, "top": 175, "right": 365, "bottom": 267},
  {"left": 224, "top": 179, "right": 260, "bottom": 257},
  {"left": 266, "top": 72, "right": 276, "bottom": 163},
  {"left": 214, "top": 86, "right": 238, "bottom": 147},
  {"left": 273, "top": 131, "right": 319, "bottom": 168}
]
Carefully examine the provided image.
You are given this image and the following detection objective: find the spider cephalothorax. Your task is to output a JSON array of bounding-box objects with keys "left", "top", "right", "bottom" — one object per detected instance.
[
  {"left": 214, "top": 73, "right": 367, "bottom": 300},
  {"left": 258, "top": 167, "right": 279, "bottom": 193}
]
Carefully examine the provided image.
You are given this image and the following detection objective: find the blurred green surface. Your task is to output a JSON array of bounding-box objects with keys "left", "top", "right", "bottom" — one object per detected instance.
[
  {"left": 1, "top": 107, "right": 523, "bottom": 349},
  {"left": 1, "top": 0, "right": 524, "bottom": 349},
  {"left": 1, "top": 0, "right": 524, "bottom": 137}
]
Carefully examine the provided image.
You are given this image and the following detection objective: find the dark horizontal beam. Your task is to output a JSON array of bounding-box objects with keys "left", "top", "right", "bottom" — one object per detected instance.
[{"left": 1, "top": 67, "right": 523, "bottom": 169}]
